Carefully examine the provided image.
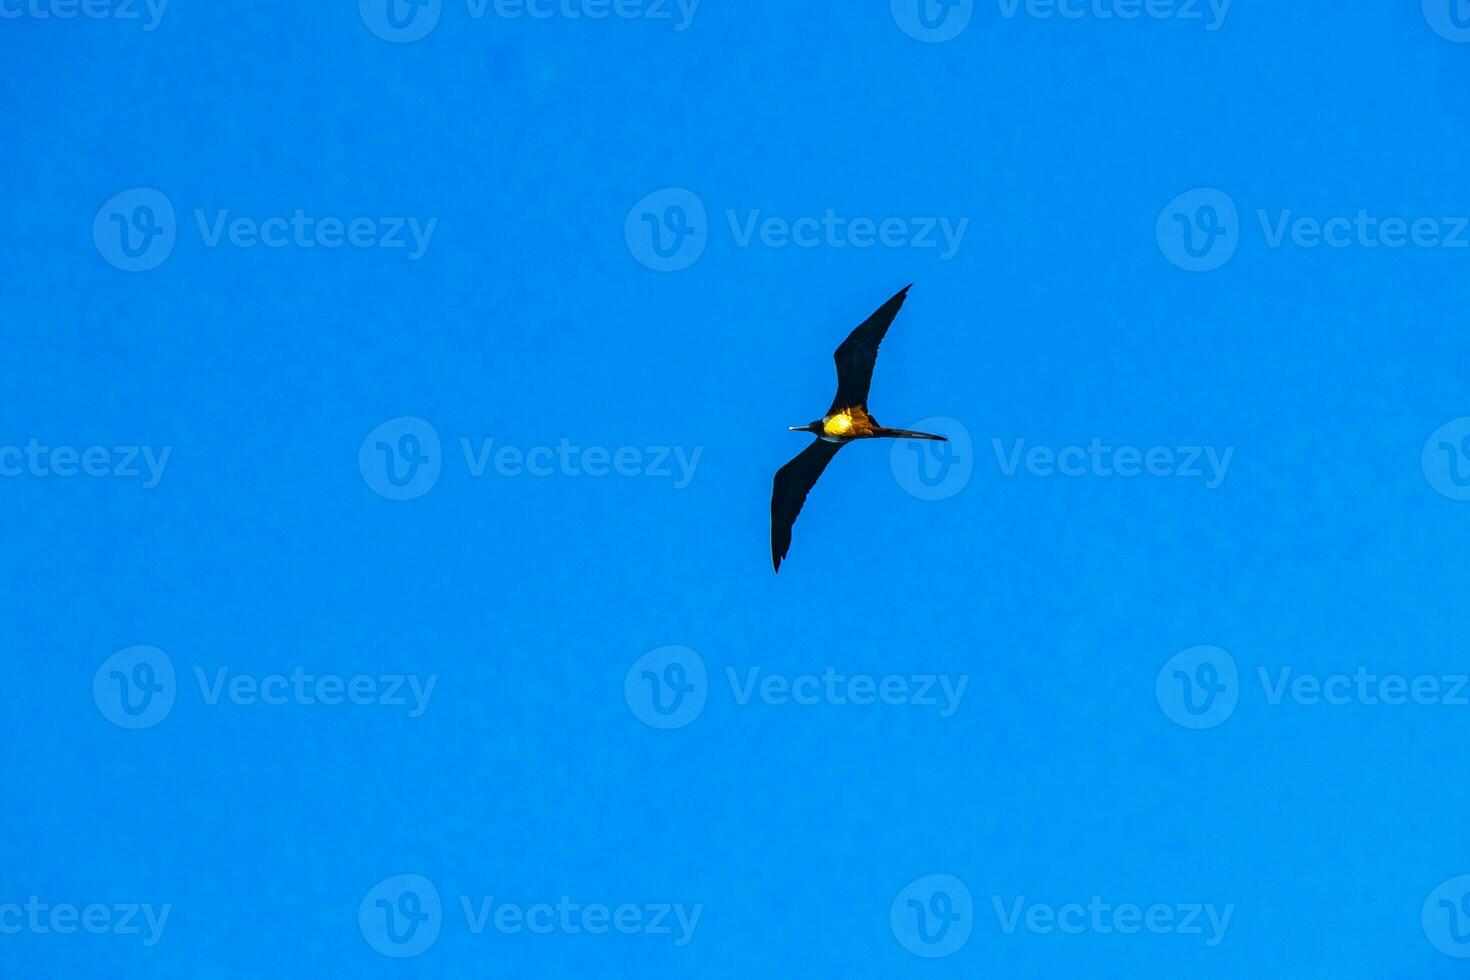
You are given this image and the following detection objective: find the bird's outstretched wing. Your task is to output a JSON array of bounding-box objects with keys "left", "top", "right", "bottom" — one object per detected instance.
[
  {"left": 828, "top": 284, "right": 912, "bottom": 414},
  {"left": 771, "top": 439, "right": 845, "bottom": 572}
]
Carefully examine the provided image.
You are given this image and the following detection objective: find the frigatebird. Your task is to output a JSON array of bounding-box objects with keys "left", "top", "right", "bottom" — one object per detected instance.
[{"left": 771, "top": 284, "right": 946, "bottom": 572}]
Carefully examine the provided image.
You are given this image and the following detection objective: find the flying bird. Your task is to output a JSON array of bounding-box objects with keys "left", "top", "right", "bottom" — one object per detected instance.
[{"left": 771, "top": 284, "right": 946, "bottom": 572}]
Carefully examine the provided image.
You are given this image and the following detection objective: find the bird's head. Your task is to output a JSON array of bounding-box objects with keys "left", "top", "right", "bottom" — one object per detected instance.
[{"left": 787, "top": 420, "right": 824, "bottom": 435}]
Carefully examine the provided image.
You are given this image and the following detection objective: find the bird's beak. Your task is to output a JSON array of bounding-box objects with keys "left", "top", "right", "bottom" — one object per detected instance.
[{"left": 787, "top": 425, "right": 806, "bottom": 432}]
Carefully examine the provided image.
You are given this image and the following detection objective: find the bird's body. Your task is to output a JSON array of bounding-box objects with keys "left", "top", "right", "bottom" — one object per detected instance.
[
  {"left": 818, "top": 407, "right": 873, "bottom": 440},
  {"left": 771, "top": 285, "right": 948, "bottom": 572}
]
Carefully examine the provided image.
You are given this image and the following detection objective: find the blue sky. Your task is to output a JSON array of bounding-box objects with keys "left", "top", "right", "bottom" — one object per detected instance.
[{"left": 4, "top": 1, "right": 1470, "bottom": 977}]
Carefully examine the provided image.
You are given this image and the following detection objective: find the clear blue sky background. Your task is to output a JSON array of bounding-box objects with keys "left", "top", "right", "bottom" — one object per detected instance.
[{"left": 4, "top": 1, "right": 1470, "bottom": 977}]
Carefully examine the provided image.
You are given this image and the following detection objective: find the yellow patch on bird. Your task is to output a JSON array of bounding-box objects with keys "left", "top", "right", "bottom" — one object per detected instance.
[{"left": 823, "top": 413, "right": 853, "bottom": 436}]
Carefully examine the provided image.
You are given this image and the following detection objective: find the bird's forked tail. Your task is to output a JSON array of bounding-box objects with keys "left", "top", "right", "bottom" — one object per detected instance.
[{"left": 875, "top": 427, "right": 947, "bottom": 442}]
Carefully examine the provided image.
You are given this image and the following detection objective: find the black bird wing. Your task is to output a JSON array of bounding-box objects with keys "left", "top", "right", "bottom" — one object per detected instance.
[
  {"left": 828, "top": 283, "right": 912, "bottom": 414},
  {"left": 771, "top": 439, "right": 845, "bottom": 572}
]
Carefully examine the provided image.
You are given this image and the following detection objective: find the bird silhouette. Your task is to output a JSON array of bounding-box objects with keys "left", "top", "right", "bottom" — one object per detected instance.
[{"left": 771, "top": 284, "right": 947, "bottom": 572}]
